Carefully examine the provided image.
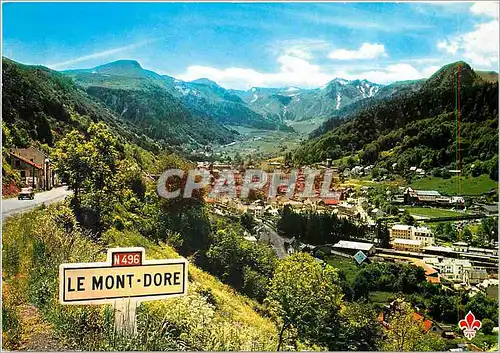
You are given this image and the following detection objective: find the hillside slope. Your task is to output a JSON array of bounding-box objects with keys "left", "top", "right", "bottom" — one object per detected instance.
[
  {"left": 2, "top": 205, "right": 278, "bottom": 351},
  {"left": 65, "top": 61, "right": 285, "bottom": 132},
  {"left": 2, "top": 57, "right": 159, "bottom": 151},
  {"left": 294, "top": 62, "right": 498, "bottom": 176}
]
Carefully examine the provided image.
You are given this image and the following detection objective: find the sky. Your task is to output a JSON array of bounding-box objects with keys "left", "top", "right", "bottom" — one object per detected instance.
[{"left": 2, "top": 1, "right": 499, "bottom": 90}]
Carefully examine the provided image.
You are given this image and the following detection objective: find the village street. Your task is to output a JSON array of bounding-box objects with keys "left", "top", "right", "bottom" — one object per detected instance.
[
  {"left": 2, "top": 186, "right": 72, "bottom": 219},
  {"left": 255, "top": 219, "right": 288, "bottom": 259}
]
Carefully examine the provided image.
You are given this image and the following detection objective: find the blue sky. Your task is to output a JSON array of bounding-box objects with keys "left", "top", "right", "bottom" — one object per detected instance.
[{"left": 2, "top": 1, "right": 498, "bottom": 89}]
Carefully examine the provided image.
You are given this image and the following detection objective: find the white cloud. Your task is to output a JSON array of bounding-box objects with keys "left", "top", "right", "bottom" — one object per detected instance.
[
  {"left": 328, "top": 43, "right": 387, "bottom": 60},
  {"left": 437, "top": 40, "right": 459, "bottom": 55},
  {"left": 176, "top": 47, "right": 438, "bottom": 89},
  {"left": 49, "top": 40, "right": 157, "bottom": 69},
  {"left": 274, "top": 39, "right": 332, "bottom": 60},
  {"left": 437, "top": 2, "right": 499, "bottom": 69},
  {"left": 343, "top": 64, "right": 439, "bottom": 84},
  {"left": 177, "top": 53, "right": 332, "bottom": 90},
  {"left": 470, "top": 1, "right": 499, "bottom": 18}
]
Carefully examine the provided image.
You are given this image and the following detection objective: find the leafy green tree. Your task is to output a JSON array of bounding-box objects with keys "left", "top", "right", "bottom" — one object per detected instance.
[
  {"left": 401, "top": 211, "right": 415, "bottom": 226},
  {"left": 481, "top": 318, "right": 495, "bottom": 334},
  {"left": 336, "top": 301, "right": 382, "bottom": 350},
  {"left": 465, "top": 293, "right": 498, "bottom": 323},
  {"left": 240, "top": 212, "right": 254, "bottom": 231},
  {"left": 52, "top": 130, "right": 88, "bottom": 204},
  {"left": 266, "top": 253, "right": 343, "bottom": 350},
  {"left": 233, "top": 152, "right": 243, "bottom": 166},
  {"left": 52, "top": 122, "right": 119, "bottom": 230},
  {"left": 461, "top": 227, "right": 473, "bottom": 244},
  {"left": 479, "top": 217, "right": 498, "bottom": 244},
  {"left": 382, "top": 301, "right": 425, "bottom": 351},
  {"left": 376, "top": 221, "right": 390, "bottom": 248},
  {"left": 441, "top": 168, "right": 451, "bottom": 179},
  {"left": 428, "top": 294, "right": 459, "bottom": 323},
  {"left": 205, "top": 227, "right": 276, "bottom": 302},
  {"left": 414, "top": 333, "right": 448, "bottom": 351}
]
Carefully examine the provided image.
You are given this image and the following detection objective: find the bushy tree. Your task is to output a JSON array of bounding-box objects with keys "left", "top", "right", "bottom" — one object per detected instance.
[
  {"left": 205, "top": 227, "right": 276, "bottom": 302},
  {"left": 481, "top": 318, "right": 495, "bottom": 334},
  {"left": 382, "top": 301, "right": 425, "bottom": 351},
  {"left": 336, "top": 301, "right": 382, "bottom": 351},
  {"left": 52, "top": 122, "right": 119, "bottom": 231},
  {"left": 266, "top": 253, "right": 343, "bottom": 350}
]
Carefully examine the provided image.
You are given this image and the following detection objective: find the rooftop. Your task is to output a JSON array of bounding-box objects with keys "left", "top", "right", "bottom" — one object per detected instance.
[
  {"left": 393, "top": 238, "right": 421, "bottom": 245},
  {"left": 332, "top": 240, "right": 375, "bottom": 251},
  {"left": 392, "top": 224, "right": 412, "bottom": 230},
  {"left": 414, "top": 226, "right": 432, "bottom": 234},
  {"left": 423, "top": 245, "right": 454, "bottom": 253},
  {"left": 10, "top": 153, "right": 44, "bottom": 170},
  {"left": 414, "top": 190, "right": 441, "bottom": 196}
]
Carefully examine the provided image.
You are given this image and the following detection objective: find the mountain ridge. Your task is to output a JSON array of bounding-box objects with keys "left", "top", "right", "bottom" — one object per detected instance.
[{"left": 293, "top": 60, "right": 498, "bottom": 180}]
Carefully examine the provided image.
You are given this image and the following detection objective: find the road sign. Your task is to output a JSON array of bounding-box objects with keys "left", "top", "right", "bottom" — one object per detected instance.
[
  {"left": 353, "top": 250, "right": 367, "bottom": 265},
  {"left": 59, "top": 247, "right": 188, "bottom": 305}
]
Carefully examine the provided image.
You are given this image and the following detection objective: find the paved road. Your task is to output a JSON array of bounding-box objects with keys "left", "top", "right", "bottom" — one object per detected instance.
[
  {"left": 256, "top": 220, "right": 288, "bottom": 259},
  {"left": 2, "top": 186, "right": 72, "bottom": 219}
]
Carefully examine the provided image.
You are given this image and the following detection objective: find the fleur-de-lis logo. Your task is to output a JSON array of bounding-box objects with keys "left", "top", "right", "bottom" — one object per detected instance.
[{"left": 459, "top": 311, "right": 482, "bottom": 340}]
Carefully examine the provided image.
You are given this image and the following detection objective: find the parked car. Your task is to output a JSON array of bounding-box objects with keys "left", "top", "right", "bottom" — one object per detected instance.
[{"left": 18, "top": 187, "right": 34, "bottom": 200}]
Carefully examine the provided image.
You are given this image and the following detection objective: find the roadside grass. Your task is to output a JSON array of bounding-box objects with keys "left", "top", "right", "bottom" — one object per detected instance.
[
  {"left": 2, "top": 203, "right": 278, "bottom": 351},
  {"left": 409, "top": 174, "right": 497, "bottom": 196}
]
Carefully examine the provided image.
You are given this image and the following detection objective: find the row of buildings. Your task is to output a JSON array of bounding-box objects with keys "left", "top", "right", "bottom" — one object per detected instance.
[
  {"left": 403, "top": 187, "right": 465, "bottom": 207},
  {"left": 422, "top": 257, "right": 489, "bottom": 284},
  {"left": 389, "top": 224, "right": 435, "bottom": 251},
  {"left": 7, "top": 146, "right": 58, "bottom": 190}
]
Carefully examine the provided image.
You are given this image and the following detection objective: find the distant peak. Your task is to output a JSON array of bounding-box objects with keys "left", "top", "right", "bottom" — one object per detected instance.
[
  {"left": 323, "top": 77, "right": 351, "bottom": 88},
  {"left": 190, "top": 78, "right": 219, "bottom": 86},
  {"left": 91, "top": 60, "right": 145, "bottom": 77},
  {"left": 423, "top": 60, "right": 482, "bottom": 90},
  {"left": 99, "top": 60, "right": 142, "bottom": 69}
]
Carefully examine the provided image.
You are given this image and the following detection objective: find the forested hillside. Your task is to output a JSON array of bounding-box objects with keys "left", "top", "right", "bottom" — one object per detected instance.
[
  {"left": 86, "top": 85, "right": 235, "bottom": 146},
  {"left": 2, "top": 58, "right": 160, "bottom": 151},
  {"left": 294, "top": 61, "right": 498, "bottom": 179},
  {"left": 65, "top": 60, "right": 286, "bottom": 132}
]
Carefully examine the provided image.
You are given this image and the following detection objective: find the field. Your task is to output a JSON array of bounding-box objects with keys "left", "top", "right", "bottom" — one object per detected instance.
[
  {"left": 409, "top": 174, "right": 497, "bottom": 196},
  {"left": 213, "top": 126, "right": 301, "bottom": 158},
  {"left": 404, "top": 206, "right": 465, "bottom": 219},
  {"left": 324, "top": 255, "right": 359, "bottom": 282},
  {"left": 286, "top": 118, "right": 328, "bottom": 135}
]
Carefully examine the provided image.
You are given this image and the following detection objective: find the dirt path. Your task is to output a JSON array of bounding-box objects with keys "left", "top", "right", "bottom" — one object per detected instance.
[{"left": 18, "top": 304, "right": 65, "bottom": 351}]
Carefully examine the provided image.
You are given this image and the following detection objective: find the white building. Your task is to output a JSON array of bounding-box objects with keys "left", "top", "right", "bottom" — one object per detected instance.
[
  {"left": 413, "top": 226, "right": 435, "bottom": 247},
  {"left": 453, "top": 242, "right": 469, "bottom": 252},
  {"left": 390, "top": 225, "right": 435, "bottom": 250},
  {"left": 431, "top": 259, "right": 488, "bottom": 284},
  {"left": 392, "top": 238, "right": 422, "bottom": 252},
  {"left": 247, "top": 205, "right": 264, "bottom": 217},
  {"left": 390, "top": 224, "right": 413, "bottom": 240}
]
